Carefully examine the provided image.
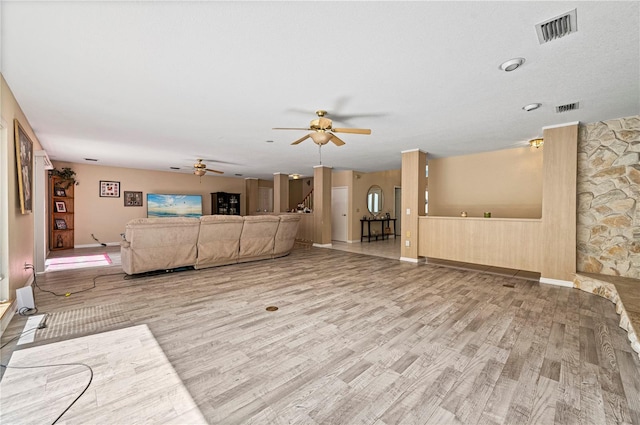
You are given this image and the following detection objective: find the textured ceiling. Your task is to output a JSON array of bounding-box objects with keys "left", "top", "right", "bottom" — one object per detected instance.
[{"left": 2, "top": 1, "right": 639, "bottom": 179}]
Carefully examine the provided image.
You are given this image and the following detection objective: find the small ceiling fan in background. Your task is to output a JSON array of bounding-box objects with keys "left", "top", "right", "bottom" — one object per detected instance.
[{"left": 192, "top": 159, "right": 223, "bottom": 176}]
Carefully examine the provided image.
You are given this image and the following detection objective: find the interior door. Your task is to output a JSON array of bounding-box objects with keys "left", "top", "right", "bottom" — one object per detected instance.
[{"left": 331, "top": 187, "right": 348, "bottom": 242}]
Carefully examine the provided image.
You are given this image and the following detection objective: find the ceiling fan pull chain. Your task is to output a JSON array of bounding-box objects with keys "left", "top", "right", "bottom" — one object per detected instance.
[{"left": 319, "top": 144, "right": 322, "bottom": 165}]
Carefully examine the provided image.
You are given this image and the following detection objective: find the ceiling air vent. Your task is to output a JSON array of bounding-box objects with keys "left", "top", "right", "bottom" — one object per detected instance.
[
  {"left": 555, "top": 102, "right": 579, "bottom": 113},
  {"left": 535, "top": 9, "right": 577, "bottom": 44}
]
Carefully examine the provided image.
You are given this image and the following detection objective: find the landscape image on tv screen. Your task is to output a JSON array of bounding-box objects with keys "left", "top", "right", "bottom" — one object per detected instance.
[{"left": 147, "top": 194, "right": 203, "bottom": 218}]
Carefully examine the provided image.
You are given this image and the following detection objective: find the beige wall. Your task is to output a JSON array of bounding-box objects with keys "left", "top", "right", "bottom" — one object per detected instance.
[
  {"left": 349, "top": 169, "right": 401, "bottom": 241},
  {"left": 1, "top": 75, "right": 44, "bottom": 299},
  {"left": 51, "top": 161, "right": 245, "bottom": 246},
  {"left": 428, "top": 146, "right": 543, "bottom": 218}
]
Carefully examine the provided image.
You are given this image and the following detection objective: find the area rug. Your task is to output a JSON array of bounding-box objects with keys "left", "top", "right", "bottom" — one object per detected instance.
[
  {"left": 17, "top": 304, "right": 131, "bottom": 345},
  {"left": 1, "top": 325, "right": 206, "bottom": 424},
  {"left": 45, "top": 253, "right": 112, "bottom": 272}
]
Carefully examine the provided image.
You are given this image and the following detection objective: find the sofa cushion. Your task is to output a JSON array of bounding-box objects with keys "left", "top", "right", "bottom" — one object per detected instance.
[
  {"left": 195, "top": 215, "right": 244, "bottom": 269},
  {"left": 238, "top": 215, "right": 281, "bottom": 262}
]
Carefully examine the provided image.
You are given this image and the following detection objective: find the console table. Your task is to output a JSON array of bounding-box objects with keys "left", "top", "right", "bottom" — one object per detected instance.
[{"left": 360, "top": 218, "right": 397, "bottom": 242}]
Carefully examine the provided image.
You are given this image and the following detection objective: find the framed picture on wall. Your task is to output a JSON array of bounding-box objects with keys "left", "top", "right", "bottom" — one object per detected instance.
[
  {"left": 100, "top": 180, "right": 120, "bottom": 197},
  {"left": 14, "top": 119, "right": 33, "bottom": 214},
  {"left": 124, "top": 191, "right": 143, "bottom": 207},
  {"left": 55, "top": 201, "right": 67, "bottom": 212}
]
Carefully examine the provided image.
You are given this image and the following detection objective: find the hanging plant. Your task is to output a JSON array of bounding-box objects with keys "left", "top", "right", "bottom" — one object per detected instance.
[{"left": 50, "top": 167, "right": 79, "bottom": 189}]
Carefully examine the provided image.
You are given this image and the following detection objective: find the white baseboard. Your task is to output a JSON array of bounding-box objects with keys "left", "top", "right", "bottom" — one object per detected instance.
[
  {"left": 313, "top": 243, "right": 333, "bottom": 248},
  {"left": 539, "top": 277, "right": 574, "bottom": 288},
  {"left": 400, "top": 256, "right": 419, "bottom": 263}
]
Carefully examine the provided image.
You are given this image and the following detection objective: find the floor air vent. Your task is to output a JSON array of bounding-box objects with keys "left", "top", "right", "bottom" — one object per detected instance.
[
  {"left": 556, "top": 102, "right": 579, "bottom": 113},
  {"left": 535, "top": 9, "right": 577, "bottom": 44}
]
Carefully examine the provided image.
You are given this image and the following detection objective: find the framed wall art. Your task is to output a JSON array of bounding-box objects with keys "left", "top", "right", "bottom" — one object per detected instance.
[
  {"left": 124, "top": 191, "right": 143, "bottom": 207},
  {"left": 100, "top": 180, "right": 120, "bottom": 197},
  {"left": 55, "top": 201, "right": 67, "bottom": 212},
  {"left": 14, "top": 119, "right": 33, "bottom": 214}
]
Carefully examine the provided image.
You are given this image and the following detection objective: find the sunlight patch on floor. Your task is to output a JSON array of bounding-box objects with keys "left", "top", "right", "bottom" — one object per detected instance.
[{"left": 45, "top": 253, "right": 111, "bottom": 272}]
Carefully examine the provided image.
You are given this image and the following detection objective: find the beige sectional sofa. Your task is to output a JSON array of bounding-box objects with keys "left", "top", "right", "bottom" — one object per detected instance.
[{"left": 121, "top": 214, "right": 301, "bottom": 275}]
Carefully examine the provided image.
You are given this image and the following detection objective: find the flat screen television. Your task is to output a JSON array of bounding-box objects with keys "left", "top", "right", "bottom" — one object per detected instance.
[{"left": 147, "top": 194, "right": 203, "bottom": 218}]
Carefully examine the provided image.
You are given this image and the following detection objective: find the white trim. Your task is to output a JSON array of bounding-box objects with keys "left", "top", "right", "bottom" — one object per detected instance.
[
  {"left": 539, "top": 277, "right": 574, "bottom": 288},
  {"left": 313, "top": 165, "right": 333, "bottom": 169},
  {"left": 400, "top": 149, "right": 427, "bottom": 154},
  {"left": 400, "top": 256, "right": 419, "bottom": 263},
  {"left": 346, "top": 239, "right": 360, "bottom": 244},
  {"left": 313, "top": 243, "right": 332, "bottom": 248},
  {"left": 542, "top": 121, "right": 580, "bottom": 130}
]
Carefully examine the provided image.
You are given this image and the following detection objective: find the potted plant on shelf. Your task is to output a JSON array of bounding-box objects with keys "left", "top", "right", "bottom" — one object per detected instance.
[{"left": 50, "top": 167, "right": 79, "bottom": 189}]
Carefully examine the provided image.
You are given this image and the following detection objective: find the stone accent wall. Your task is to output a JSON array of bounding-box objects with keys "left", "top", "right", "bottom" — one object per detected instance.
[{"left": 577, "top": 116, "right": 640, "bottom": 278}]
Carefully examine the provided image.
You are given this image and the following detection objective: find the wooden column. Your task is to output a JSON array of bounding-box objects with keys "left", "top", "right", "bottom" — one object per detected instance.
[
  {"left": 541, "top": 123, "right": 578, "bottom": 285},
  {"left": 273, "top": 173, "right": 289, "bottom": 213},
  {"left": 400, "top": 149, "right": 427, "bottom": 262},
  {"left": 245, "top": 178, "right": 258, "bottom": 215},
  {"left": 313, "top": 165, "right": 332, "bottom": 247}
]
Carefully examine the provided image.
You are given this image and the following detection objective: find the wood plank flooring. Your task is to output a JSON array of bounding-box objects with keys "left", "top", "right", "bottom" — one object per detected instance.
[
  {"left": 1, "top": 325, "right": 206, "bottom": 424},
  {"left": 2, "top": 247, "right": 640, "bottom": 424}
]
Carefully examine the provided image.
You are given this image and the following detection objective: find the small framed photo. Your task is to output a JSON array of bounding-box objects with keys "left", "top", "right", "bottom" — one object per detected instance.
[
  {"left": 54, "top": 187, "right": 67, "bottom": 197},
  {"left": 54, "top": 201, "right": 67, "bottom": 212},
  {"left": 100, "top": 180, "right": 120, "bottom": 197},
  {"left": 55, "top": 218, "right": 67, "bottom": 230},
  {"left": 124, "top": 191, "right": 143, "bottom": 207}
]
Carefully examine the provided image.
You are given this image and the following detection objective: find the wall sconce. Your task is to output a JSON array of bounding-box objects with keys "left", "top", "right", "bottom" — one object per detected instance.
[{"left": 529, "top": 138, "right": 544, "bottom": 149}]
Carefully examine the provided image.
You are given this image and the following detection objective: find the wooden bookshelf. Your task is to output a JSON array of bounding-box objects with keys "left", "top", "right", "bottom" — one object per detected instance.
[{"left": 49, "top": 176, "right": 74, "bottom": 250}]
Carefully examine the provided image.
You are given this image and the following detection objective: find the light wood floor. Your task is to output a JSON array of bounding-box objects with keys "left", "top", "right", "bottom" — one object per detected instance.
[{"left": 2, "top": 246, "right": 640, "bottom": 424}]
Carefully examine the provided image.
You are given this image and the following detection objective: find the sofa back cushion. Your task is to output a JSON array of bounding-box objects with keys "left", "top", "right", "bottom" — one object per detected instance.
[
  {"left": 239, "top": 215, "right": 281, "bottom": 261},
  {"left": 273, "top": 214, "right": 302, "bottom": 257},
  {"left": 196, "top": 215, "right": 244, "bottom": 267}
]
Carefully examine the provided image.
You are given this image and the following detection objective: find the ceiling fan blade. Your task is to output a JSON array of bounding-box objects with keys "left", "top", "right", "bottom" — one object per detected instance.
[
  {"left": 332, "top": 128, "right": 372, "bottom": 135},
  {"left": 291, "top": 134, "right": 311, "bottom": 145},
  {"left": 205, "top": 168, "right": 224, "bottom": 174},
  {"left": 273, "top": 127, "right": 311, "bottom": 131},
  {"left": 330, "top": 134, "right": 346, "bottom": 146}
]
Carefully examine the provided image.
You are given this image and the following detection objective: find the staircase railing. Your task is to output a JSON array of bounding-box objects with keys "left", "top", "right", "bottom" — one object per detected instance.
[{"left": 297, "top": 189, "right": 313, "bottom": 211}]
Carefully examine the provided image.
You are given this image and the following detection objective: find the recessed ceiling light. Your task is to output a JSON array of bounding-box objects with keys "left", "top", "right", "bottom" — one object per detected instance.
[
  {"left": 235, "top": 173, "right": 243, "bottom": 176},
  {"left": 265, "top": 140, "right": 274, "bottom": 143},
  {"left": 499, "top": 58, "right": 525, "bottom": 72},
  {"left": 522, "top": 103, "right": 542, "bottom": 112},
  {"left": 170, "top": 167, "right": 180, "bottom": 170},
  {"left": 84, "top": 158, "right": 98, "bottom": 161}
]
